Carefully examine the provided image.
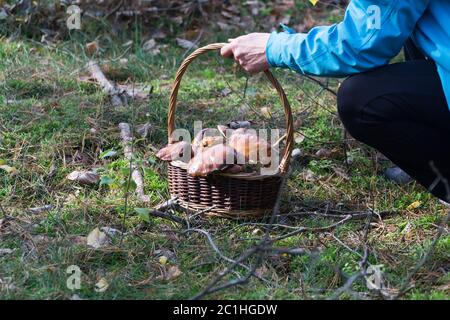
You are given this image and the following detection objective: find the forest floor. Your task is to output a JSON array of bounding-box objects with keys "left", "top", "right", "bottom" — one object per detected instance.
[{"left": 0, "top": 7, "right": 449, "bottom": 300}]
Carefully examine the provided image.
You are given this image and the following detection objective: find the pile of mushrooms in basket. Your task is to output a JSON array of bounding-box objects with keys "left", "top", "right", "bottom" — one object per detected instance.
[{"left": 156, "top": 121, "right": 284, "bottom": 177}]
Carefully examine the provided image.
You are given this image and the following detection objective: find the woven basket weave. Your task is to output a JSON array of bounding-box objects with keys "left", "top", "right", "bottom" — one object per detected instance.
[{"left": 166, "top": 43, "right": 294, "bottom": 218}]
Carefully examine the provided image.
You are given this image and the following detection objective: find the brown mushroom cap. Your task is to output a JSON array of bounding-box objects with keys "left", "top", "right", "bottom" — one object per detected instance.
[
  {"left": 228, "top": 129, "right": 272, "bottom": 165},
  {"left": 187, "top": 144, "right": 236, "bottom": 177},
  {"left": 192, "top": 128, "right": 225, "bottom": 154},
  {"left": 156, "top": 141, "right": 193, "bottom": 162}
]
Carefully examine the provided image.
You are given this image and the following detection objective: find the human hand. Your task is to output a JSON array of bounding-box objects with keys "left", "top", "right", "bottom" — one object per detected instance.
[{"left": 220, "top": 33, "right": 271, "bottom": 74}]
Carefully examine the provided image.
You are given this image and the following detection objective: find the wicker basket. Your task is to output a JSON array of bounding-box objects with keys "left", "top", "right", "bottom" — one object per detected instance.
[{"left": 166, "top": 43, "right": 294, "bottom": 218}]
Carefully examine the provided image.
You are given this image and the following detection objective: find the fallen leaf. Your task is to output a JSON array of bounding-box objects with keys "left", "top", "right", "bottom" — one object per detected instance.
[
  {"left": 67, "top": 171, "right": 100, "bottom": 185},
  {"left": 154, "top": 249, "right": 176, "bottom": 261},
  {"left": 407, "top": 201, "right": 422, "bottom": 211},
  {"left": 165, "top": 265, "right": 182, "bottom": 281},
  {"left": 94, "top": 278, "right": 109, "bottom": 293},
  {"left": 315, "top": 148, "right": 332, "bottom": 159},
  {"left": 143, "top": 38, "right": 156, "bottom": 50},
  {"left": 176, "top": 38, "right": 198, "bottom": 50},
  {"left": 86, "top": 227, "right": 109, "bottom": 249},
  {"left": 260, "top": 106, "right": 272, "bottom": 119},
  {"left": 0, "top": 165, "right": 18, "bottom": 175},
  {"left": 159, "top": 256, "right": 168, "bottom": 265},
  {"left": 85, "top": 41, "right": 99, "bottom": 55},
  {"left": 302, "top": 169, "right": 318, "bottom": 182},
  {"left": 143, "top": 38, "right": 161, "bottom": 55},
  {"left": 294, "top": 132, "right": 306, "bottom": 144}
]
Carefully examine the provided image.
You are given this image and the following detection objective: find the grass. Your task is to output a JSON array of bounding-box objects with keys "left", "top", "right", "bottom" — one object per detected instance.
[{"left": 0, "top": 27, "right": 449, "bottom": 300}]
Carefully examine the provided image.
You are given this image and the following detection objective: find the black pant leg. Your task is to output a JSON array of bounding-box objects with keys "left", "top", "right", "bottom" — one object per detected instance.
[
  {"left": 404, "top": 38, "right": 427, "bottom": 61},
  {"left": 337, "top": 60, "right": 450, "bottom": 201}
]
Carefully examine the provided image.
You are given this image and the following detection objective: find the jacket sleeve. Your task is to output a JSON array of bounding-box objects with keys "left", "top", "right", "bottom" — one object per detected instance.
[{"left": 266, "top": 0, "right": 430, "bottom": 77}]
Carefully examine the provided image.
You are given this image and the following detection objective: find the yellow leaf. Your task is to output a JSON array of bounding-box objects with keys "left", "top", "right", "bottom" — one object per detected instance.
[
  {"left": 159, "top": 256, "right": 168, "bottom": 265},
  {"left": 309, "top": 0, "right": 319, "bottom": 6},
  {"left": 0, "top": 165, "right": 18, "bottom": 175},
  {"left": 407, "top": 201, "right": 422, "bottom": 210},
  {"left": 94, "top": 278, "right": 109, "bottom": 293},
  {"left": 260, "top": 106, "right": 272, "bottom": 119}
]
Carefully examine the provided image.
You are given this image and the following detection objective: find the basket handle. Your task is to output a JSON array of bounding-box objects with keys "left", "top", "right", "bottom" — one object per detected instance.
[{"left": 168, "top": 43, "right": 294, "bottom": 174}]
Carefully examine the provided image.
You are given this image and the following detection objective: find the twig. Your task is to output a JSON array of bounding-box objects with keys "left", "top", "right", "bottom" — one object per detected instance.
[
  {"left": 395, "top": 210, "right": 449, "bottom": 298},
  {"left": 182, "top": 228, "right": 263, "bottom": 278},
  {"left": 393, "top": 162, "right": 450, "bottom": 298},
  {"left": 148, "top": 209, "right": 186, "bottom": 226},
  {"left": 191, "top": 148, "right": 313, "bottom": 299},
  {"left": 119, "top": 122, "right": 150, "bottom": 203},
  {"left": 301, "top": 74, "right": 338, "bottom": 97},
  {"left": 87, "top": 60, "right": 126, "bottom": 107}
]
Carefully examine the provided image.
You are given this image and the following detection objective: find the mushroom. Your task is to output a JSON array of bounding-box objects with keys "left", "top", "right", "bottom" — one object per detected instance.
[
  {"left": 187, "top": 144, "right": 236, "bottom": 177},
  {"left": 192, "top": 128, "right": 225, "bottom": 154},
  {"left": 156, "top": 141, "right": 193, "bottom": 162},
  {"left": 228, "top": 128, "right": 272, "bottom": 165},
  {"left": 222, "top": 164, "right": 243, "bottom": 174}
]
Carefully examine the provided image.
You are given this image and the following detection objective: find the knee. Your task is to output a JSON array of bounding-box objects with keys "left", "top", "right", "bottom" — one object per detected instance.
[{"left": 337, "top": 75, "right": 366, "bottom": 139}]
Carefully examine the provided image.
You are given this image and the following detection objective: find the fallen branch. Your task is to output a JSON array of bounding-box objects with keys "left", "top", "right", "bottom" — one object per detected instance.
[
  {"left": 87, "top": 60, "right": 126, "bottom": 107},
  {"left": 119, "top": 122, "right": 150, "bottom": 203},
  {"left": 148, "top": 209, "right": 186, "bottom": 225}
]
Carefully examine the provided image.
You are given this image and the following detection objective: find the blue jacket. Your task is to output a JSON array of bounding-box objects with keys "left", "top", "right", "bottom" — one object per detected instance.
[{"left": 266, "top": 0, "right": 450, "bottom": 108}]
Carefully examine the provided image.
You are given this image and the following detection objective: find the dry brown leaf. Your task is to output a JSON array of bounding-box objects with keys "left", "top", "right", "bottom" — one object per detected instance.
[
  {"left": 143, "top": 38, "right": 160, "bottom": 55},
  {"left": 67, "top": 171, "right": 100, "bottom": 185},
  {"left": 315, "top": 148, "right": 332, "bottom": 159},
  {"left": 260, "top": 106, "right": 272, "bottom": 119},
  {"left": 165, "top": 265, "right": 182, "bottom": 281},
  {"left": 176, "top": 38, "right": 198, "bottom": 50},
  {"left": 86, "top": 227, "right": 109, "bottom": 249},
  {"left": 85, "top": 41, "right": 99, "bottom": 55}
]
